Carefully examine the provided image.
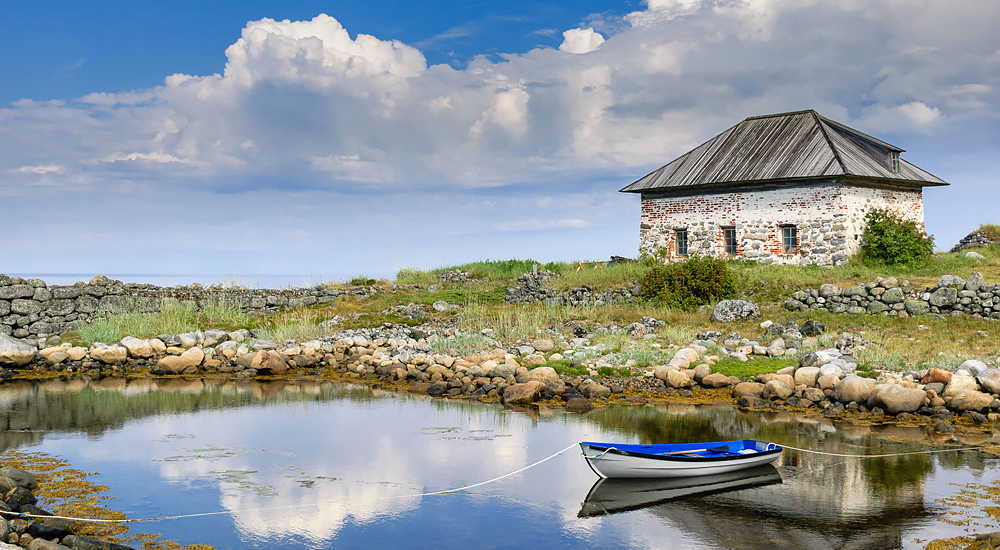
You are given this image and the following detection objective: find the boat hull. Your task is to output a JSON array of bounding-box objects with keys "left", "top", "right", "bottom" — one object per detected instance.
[{"left": 580, "top": 440, "right": 782, "bottom": 479}]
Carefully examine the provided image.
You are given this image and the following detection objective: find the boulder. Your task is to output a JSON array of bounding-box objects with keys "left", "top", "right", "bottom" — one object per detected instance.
[
  {"left": 966, "top": 272, "right": 984, "bottom": 292},
  {"left": 522, "top": 366, "right": 559, "bottom": 383},
  {"left": 732, "top": 382, "right": 764, "bottom": 398},
  {"left": 943, "top": 375, "right": 979, "bottom": 397},
  {"left": 580, "top": 380, "right": 611, "bottom": 399},
  {"left": 976, "top": 369, "right": 1000, "bottom": 395},
  {"left": 938, "top": 275, "right": 965, "bottom": 288},
  {"left": 881, "top": 288, "right": 905, "bottom": 304},
  {"left": 904, "top": 300, "right": 930, "bottom": 316},
  {"left": 520, "top": 354, "right": 547, "bottom": 368},
  {"left": 868, "top": 384, "right": 927, "bottom": 414},
  {"left": 120, "top": 336, "right": 155, "bottom": 358},
  {"left": 0, "top": 467, "right": 36, "bottom": 490},
  {"left": 818, "top": 284, "right": 842, "bottom": 298},
  {"left": 762, "top": 380, "right": 793, "bottom": 401},
  {"left": 89, "top": 345, "right": 127, "bottom": 364},
  {"left": 155, "top": 347, "right": 205, "bottom": 374},
  {"left": 503, "top": 381, "right": 545, "bottom": 404},
  {"left": 800, "top": 320, "right": 826, "bottom": 336},
  {"left": 833, "top": 375, "right": 875, "bottom": 404},
  {"left": 565, "top": 397, "right": 594, "bottom": 413},
  {"left": 929, "top": 287, "right": 958, "bottom": 308},
  {"left": 793, "top": 367, "right": 820, "bottom": 387},
  {"left": 531, "top": 339, "right": 555, "bottom": 353},
  {"left": 710, "top": 300, "right": 761, "bottom": 323},
  {"left": 665, "top": 369, "right": 693, "bottom": 389},
  {"left": 922, "top": 367, "right": 952, "bottom": 385},
  {"left": 667, "top": 347, "right": 700, "bottom": 369},
  {"left": 0, "top": 334, "right": 35, "bottom": 366},
  {"left": 957, "top": 359, "right": 989, "bottom": 377},
  {"left": 701, "top": 373, "right": 734, "bottom": 388},
  {"left": 252, "top": 350, "right": 288, "bottom": 375},
  {"left": 816, "top": 373, "right": 840, "bottom": 391},
  {"left": 949, "top": 390, "right": 994, "bottom": 412}
]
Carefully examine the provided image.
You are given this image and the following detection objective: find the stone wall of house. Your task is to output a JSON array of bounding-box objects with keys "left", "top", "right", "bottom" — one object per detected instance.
[
  {"left": 0, "top": 274, "right": 404, "bottom": 340},
  {"left": 638, "top": 182, "right": 924, "bottom": 266},
  {"left": 839, "top": 185, "right": 924, "bottom": 255}
]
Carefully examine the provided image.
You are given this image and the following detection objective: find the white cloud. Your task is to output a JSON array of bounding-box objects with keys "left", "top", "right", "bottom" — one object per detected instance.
[
  {"left": 898, "top": 101, "right": 941, "bottom": 126},
  {"left": 559, "top": 28, "right": 606, "bottom": 54},
  {"left": 2, "top": 2, "right": 999, "bottom": 271},
  {"left": 102, "top": 151, "right": 185, "bottom": 163},
  {"left": 8, "top": 164, "right": 66, "bottom": 174}
]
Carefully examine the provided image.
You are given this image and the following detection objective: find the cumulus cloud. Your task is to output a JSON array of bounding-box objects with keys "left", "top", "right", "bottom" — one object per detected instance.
[
  {"left": 559, "top": 28, "right": 606, "bottom": 54},
  {"left": 1, "top": 2, "right": 998, "bottom": 269}
]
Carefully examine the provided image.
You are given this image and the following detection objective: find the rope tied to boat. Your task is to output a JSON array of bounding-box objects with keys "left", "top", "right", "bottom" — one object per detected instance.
[
  {"left": 777, "top": 443, "right": 982, "bottom": 458},
  {"left": 0, "top": 442, "right": 581, "bottom": 525}
]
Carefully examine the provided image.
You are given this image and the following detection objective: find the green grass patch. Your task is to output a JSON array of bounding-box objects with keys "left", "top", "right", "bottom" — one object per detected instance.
[
  {"left": 415, "top": 286, "right": 506, "bottom": 306},
  {"left": 74, "top": 297, "right": 257, "bottom": 346},
  {"left": 596, "top": 366, "right": 632, "bottom": 378},
  {"left": 535, "top": 359, "right": 588, "bottom": 376},
  {"left": 709, "top": 357, "right": 795, "bottom": 380}
]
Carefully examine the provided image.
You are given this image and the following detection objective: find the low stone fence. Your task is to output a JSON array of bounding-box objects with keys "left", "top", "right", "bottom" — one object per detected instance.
[
  {"left": 505, "top": 271, "right": 640, "bottom": 306},
  {"left": 0, "top": 274, "right": 418, "bottom": 339},
  {"left": 783, "top": 272, "right": 1000, "bottom": 320}
]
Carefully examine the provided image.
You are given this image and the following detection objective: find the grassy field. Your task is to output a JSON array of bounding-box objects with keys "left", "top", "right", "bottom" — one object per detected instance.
[{"left": 67, "top": 241, "right": 1000, "bottom": 374}]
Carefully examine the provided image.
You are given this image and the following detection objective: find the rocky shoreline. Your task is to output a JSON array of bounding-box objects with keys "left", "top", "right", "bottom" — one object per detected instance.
[{"left": 0, "top": 465, "right": 131, "bottom": 549}]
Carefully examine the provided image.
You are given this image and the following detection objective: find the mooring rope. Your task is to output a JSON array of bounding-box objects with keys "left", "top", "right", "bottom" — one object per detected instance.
[
  {"left": 0, "top": 442, "right": 581, "bottom": 524},
  {"left": 1, "top": 441, "right": 984, "bottom": 525},
  {"left": 778, "top": 443, "right": 982, "bottom": 458}
]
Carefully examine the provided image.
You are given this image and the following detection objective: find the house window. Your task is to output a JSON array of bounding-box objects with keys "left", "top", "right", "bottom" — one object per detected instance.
[
  {"left": 722, "top": 226, "right": 737, "bottom": 255},
  {"left": 781, "top": 225, "right": 798, "bottom": 254},
  {"left": 888, "top": 151, "right": 900, "bottom": 173},
  {"left": 675, "top": 228, "right": 688, "bottom": 256}
]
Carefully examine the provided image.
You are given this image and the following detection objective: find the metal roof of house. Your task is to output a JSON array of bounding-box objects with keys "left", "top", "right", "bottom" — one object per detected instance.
[{"left": 620, "top": 110, "right": 948, "bottom": 193}]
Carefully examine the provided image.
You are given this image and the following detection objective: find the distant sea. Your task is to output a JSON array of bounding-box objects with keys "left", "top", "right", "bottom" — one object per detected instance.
[{"left": 10, "top": 273, "right": 356, "bottom": 290}]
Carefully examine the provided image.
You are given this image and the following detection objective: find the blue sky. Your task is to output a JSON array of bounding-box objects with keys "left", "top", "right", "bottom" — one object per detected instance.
[{"left": 2, "top": 0, "right": 998, "bottom": 285}]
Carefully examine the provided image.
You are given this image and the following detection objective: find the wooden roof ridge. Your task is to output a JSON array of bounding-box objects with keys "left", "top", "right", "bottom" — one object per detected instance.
[{"left": 811, "top": 111, "right": 849, "bottom": 176}]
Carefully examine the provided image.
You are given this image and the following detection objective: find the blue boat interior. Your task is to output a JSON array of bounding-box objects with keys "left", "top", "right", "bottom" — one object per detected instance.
[{"left": 582, "top": 440, "right": 781, "bottom": 459}]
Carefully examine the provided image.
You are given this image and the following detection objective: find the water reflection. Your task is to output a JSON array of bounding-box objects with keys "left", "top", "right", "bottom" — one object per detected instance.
[{"left": 0, "top": 378, "right": 997, "bottom": 549}]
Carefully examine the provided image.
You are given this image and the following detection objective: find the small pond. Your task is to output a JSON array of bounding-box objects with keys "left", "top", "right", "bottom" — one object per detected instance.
[{"left": 1, "top": 378, "right": 998, "bottom": 549}]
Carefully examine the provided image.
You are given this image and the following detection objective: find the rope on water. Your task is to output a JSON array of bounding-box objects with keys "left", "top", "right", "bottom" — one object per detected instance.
[
  {"left": 0, "top": 442, "right": 581, "bottom": 525},
  {"left": 778, "top": 443, "right": 982, "bottom": 458}
]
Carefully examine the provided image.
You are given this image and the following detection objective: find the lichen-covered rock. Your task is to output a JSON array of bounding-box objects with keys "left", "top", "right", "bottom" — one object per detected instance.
[
  {"left": 867, "top": 384, "right": 927, "bottom": 414},
  {"left": 976, "top": 369, "right": 1000, "bottom": 395},
  {"left": 762, "top": 380, "right": 793, "bottom": 401},
  {"left": 949, "top": 390, "right": 994, "bottom": 412},
  {"left": 0, "top": 334, "right": 36, "bottom": 366},
  {"left": 929, "top": 287, "right": 958, "bottom": 307},
  {"left": 833, "top": 375, "right": 875, "bottom": 404},
  {"left": 502, "top": 381, "right": 545, "bottom": 404},
  {"left": 710, "top": 300, "right": 760, "bottom": 323},
  {"left": 732, "top": 382, "right": 764, "bottom": 398},
  {"left": 88, "top": 345, "right": 127, "bottom": 364},
  {"left": 943, "top": 374, "right": 979, "bottom": 397}
]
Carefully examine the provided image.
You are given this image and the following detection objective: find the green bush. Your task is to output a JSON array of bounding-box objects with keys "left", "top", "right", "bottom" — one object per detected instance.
[
  {"left": 859, "top": 209, "right": 934, "bottom": 266},
  {"left": 639, "top": 255, "right": 738, "bottom": 310},
  {"left": 976, "top": 223, "right": 1000, "bottom": 241},
  {"left": 348, "top": 276, "right": 378, "bottom": 286}
]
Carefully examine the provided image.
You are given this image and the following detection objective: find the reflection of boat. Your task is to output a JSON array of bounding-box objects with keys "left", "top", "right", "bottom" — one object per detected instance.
[
  {"left": 578, "top": 464, "right": 783, "bottom": 517},
  {"left": 580, "top": 440, "right": 782, "bottom": 478}
]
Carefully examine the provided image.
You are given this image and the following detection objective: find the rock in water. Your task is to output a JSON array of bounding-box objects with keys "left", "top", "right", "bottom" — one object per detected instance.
[
  {"left": 710, "top": 300, "right": 761, "bottom": 323},
  {"left": 0, "top": 334, "right": 35, "bottom": 366}
]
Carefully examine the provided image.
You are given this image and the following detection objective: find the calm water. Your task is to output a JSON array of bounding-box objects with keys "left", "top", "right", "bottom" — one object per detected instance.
[{"left": 1, "top": 378, "right": 998, "bottom": 550}]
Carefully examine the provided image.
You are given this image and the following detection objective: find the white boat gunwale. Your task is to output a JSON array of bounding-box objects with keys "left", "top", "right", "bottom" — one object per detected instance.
[{"left": 581, "top": 440, "right": 782, "bottom": 463}]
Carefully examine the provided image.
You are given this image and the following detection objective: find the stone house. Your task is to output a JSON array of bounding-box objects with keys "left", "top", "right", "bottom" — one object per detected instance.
[{"left": 621, "top": 110, "right": 947, "bottom": 265}]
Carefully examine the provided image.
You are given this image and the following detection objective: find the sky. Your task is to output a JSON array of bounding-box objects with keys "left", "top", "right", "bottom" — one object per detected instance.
[{"left": 2, "top": 0, "right": 998, "bottom": 286}]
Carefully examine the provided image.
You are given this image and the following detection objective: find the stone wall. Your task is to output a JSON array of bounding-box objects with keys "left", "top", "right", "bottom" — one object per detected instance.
[
  {"left": 638, "top": 181, "right": 924, "bottom": 266},
  {"left": 0, "top": 274, "right": 407, "bottom": 340},
  {"left": 504, "top": 271, "right": 639, "bottom": 306},
  {"left": 783, "top": 272, "right": 999, "bottom": 320}
]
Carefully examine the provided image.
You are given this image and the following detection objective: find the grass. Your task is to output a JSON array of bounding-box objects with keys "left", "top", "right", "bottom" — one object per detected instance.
[
  {"left": 74, "top": 297, "right": 258, "bottom": 346},
  {"left": 976, "top": 224, "right": 1000, "bottom": 241},
  {"left": 396, "top": 259, "right": 574, "bottom": 285}
]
